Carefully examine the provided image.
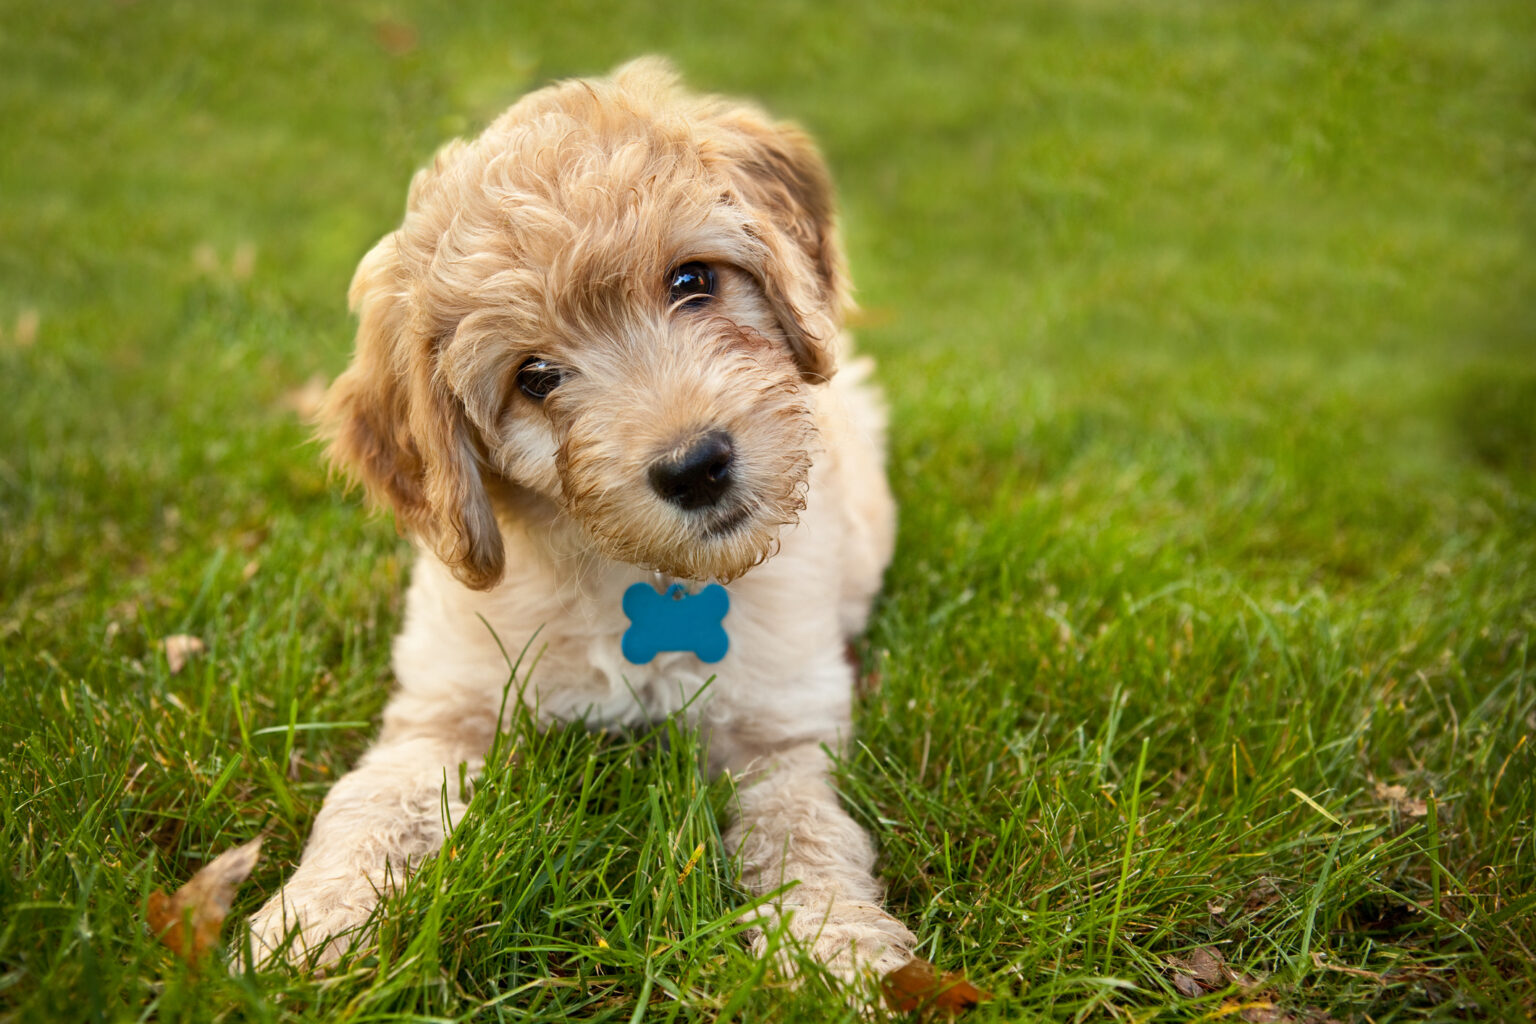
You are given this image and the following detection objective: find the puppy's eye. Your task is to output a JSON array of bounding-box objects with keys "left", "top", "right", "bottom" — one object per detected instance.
[
  {"left": 667, "top": 262, "right": 716, "bottom": 307},
  {"left": 516, "top": 357, "right": 565, "bottom": 401}
]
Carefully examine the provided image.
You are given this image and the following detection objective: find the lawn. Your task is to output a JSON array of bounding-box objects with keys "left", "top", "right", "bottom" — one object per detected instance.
[{"left": 2, "top": 1, "right": 1533, "bottom": 1021}]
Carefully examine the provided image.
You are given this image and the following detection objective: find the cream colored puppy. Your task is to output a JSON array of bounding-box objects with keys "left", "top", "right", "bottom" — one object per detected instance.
[{"left": 247, "top": 58, "right": 915, "bottom": 983}]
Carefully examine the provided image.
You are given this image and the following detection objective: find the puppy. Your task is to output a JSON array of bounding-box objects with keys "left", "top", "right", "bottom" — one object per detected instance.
[{"left": 247, "top": 57, "right": 915, "bottom": 984}]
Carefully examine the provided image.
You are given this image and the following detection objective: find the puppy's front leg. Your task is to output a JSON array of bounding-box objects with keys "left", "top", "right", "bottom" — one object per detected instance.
[
  {"left": 246, "top": 709, "right": 491, "bottom": 968},
  {"left": 721, "top": 740, "right": 915, "bottom": 980}
]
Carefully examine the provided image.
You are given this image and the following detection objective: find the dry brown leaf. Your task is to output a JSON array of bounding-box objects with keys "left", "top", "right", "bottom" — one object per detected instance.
[
  {"left": 1186, "top": 946, "right": 1227, "bottom": 984},
  {"left": 147, "top": 836, "right": 263, "bottom": 964},
  {"left": 1165, "top": 945, "right": 1224, "bottom": 991},
  {"left": 1374, "top": 782, "right": 1429, "bottom": 818},
  {"left": 162, "top": 634, "right": 206, "bottom": 674},
  {"left": 1166, "top": 949, "right": 1338, "bottom": 1023},
  {"left": 883, "top": 957, "right": 991, "bottom": 1016},
  {"left": 1166, "top": 946, "right": 1263, "bottom": 996},
  {"left": 1242, "top": 876, "right": 1284, "bottom": 916}
]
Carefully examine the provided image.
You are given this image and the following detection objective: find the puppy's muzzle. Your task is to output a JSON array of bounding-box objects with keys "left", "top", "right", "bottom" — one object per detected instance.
[{"left": 649, "top": 430, "right": 735, "bottom": 511}]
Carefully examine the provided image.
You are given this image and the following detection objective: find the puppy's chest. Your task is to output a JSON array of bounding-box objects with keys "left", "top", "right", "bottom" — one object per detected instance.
[
  {"left": 525, "top": 618, "right": 720, "bottom": 728},
  {"left": 395, "top": 566, "right": 732, "bottom": 730}
]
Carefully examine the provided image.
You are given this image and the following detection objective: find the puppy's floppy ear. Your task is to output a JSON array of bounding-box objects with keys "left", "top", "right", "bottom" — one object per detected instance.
[
  {"left": 713, "top": 111, "right": 848, "bottom": 383},
  {"left": 318, "top": 234, "right": 505, "bottom": 590}
]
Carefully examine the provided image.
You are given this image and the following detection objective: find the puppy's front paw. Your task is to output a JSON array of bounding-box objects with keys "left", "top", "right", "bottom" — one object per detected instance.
[
  {"left": 244, "top": 878, "right": 382, "bottom": 970},
  {"left": 754, "top": 897, "right": 916, "bottom": 982}
]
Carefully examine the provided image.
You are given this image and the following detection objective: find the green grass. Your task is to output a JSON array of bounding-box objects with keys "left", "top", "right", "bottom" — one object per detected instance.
[{"left": 3, "top": 1, "right": 1534, "bottom": 1020}]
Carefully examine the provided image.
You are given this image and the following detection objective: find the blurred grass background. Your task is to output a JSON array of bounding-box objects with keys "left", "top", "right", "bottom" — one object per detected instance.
[{"left": 2, "top": 1, "right": 1533, "bottom": 1021}]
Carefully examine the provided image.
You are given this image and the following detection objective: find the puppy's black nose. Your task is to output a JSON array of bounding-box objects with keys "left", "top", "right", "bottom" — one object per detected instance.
[{"left": 649, "top": 431, "right": 735, "bottom": 510}]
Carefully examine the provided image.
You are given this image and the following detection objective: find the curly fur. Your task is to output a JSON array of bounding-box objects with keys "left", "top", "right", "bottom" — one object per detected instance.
[{"left": 247, "top": 57, "right": 914, "bottom": 986}]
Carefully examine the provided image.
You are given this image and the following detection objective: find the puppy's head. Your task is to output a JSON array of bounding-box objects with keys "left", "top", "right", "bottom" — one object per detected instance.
[{"left": 321, "top": 58, "right": 848, "bottom": 588}]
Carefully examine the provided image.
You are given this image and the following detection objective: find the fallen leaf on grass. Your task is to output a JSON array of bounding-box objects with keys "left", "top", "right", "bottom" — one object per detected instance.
[
  {"left": 883, "top": 957, "right": 991, "bottom": 1016},
  {"left": 1165, "top": 945, "right": 1261, "bottom": 994},
  {"left": 1171, "top": 945, "right": 1227, "bottom": 986},
  {"left": 1374, "top": 782, "right": 1429, "bottom": 818},
  {"left": 1242, "top": 876, "right": 1284, "bottom": 916},
  {"left": 162, "top": 634, "right": 206, "bottom": 674},
  {"left": 147, "top": 836, "right": 263, "bottom": 964},
  {"left": 1166, "top": 949, "right": 1341, "bottom": 1023}
]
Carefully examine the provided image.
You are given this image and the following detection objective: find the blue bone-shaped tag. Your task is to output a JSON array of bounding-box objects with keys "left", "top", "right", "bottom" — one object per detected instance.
[{"left": 621, "top": 582, "right": 730, "bottom": 664}]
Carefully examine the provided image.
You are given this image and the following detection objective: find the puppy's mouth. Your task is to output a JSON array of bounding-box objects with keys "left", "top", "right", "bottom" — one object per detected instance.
[{"left": 700, "top": 502, "right": 752, "bottom": 539}]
